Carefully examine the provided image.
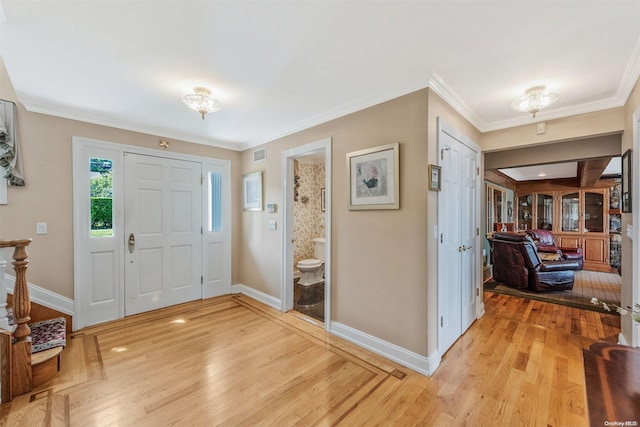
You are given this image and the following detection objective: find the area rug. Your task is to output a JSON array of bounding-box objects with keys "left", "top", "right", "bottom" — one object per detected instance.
[
  {"left": 582, "top": 343, "right": 640, "bottom": 426},
  {"left": 484, "top": 270, "right": 621, "bottom": 314}
]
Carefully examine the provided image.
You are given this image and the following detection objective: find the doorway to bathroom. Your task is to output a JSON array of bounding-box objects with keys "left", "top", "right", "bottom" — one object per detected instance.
[{"left": 282, "top": 137, "right": 332, "bottom": 328}]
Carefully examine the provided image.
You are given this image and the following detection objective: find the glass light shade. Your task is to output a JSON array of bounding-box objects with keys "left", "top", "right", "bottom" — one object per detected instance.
[
  {"left": 182, "top": 87, "right": 222, "bottom": 119},
  {"left": 511, "top": 85, "right": 559, "bottom": 118}
]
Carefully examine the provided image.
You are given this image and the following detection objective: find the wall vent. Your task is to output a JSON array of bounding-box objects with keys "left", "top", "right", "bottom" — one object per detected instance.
[{"left": 253, "top": 147, "right": 267, "bottom": 163}]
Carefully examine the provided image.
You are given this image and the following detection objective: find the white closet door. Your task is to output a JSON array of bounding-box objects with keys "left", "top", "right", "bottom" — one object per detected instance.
[{"left": 437, "top": 121, "right": 479, "bottom": 355}]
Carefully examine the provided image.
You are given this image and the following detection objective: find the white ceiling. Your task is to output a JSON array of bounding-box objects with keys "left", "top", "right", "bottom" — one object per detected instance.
[{"left": 1, "top": 1, "right": 639, "bottom": 151}]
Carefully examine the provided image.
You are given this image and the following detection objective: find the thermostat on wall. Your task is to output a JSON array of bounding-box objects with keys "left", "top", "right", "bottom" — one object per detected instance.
[{"left": 267, "top": 203, "right": 276, "bottom": 213}]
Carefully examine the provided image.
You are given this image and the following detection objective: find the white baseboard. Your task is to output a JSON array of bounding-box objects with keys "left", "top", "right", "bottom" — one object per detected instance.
[
  {"left": 227, "top": 284, "right": 444, "bottom": 376},
  {"left": 4, "top": 273, "right": 75, "bottom": 316},
  {"left": 330, "top": 321, "right": 438, "bottom": 376},
  {"left": 231, "top": 284, "right": 282, "bottom": 310}
]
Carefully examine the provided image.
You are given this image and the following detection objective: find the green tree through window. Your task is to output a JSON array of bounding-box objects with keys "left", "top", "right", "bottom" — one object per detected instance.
[{"left": 90, "top": 158, "right": 113, "bottom": 237}]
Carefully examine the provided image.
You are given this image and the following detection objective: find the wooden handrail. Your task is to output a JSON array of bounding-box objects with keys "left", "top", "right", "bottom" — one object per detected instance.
[{"left": 0, "top": 238, "right": 33, "bottom": 400}]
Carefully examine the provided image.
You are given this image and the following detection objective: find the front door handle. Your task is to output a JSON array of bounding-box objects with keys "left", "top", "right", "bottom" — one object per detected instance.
[{"left": 128, "top": 233, "right": 135, "bottom": 253}]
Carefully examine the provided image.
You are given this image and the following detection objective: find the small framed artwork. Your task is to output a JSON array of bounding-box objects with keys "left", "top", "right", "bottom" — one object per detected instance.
[
  {"left": 321, "top": 188, "right": 326, "bottom": 212},
  {"left": 428, "top": 164, "right": 441, "bottom": 191},
  {"left": 242, "top": 171, "right": 263, "bottom": 211},
  {"left": 622, "top": 149, "right": 632, "bottom": 213},
  {"left": 347, "top": 142, "right": 399, "bottom": 210}
]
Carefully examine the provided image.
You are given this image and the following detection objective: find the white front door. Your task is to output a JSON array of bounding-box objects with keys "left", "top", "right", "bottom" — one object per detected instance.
[
  {"left": 437, "top": 119, "right": 480, "bottom": 355},
  {"left": 124, "top": 153, "right": 202, "bottom": 315}
]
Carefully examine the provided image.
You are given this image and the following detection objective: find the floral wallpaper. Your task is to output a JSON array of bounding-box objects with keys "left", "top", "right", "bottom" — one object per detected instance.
[{"left": 294, "top": 160, "right": 325, "bottom": 266}]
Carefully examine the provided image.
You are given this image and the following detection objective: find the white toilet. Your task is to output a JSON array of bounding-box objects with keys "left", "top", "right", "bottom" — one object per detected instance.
[{"left": 297, "top": 237, "right": 325, "bottom": 286}]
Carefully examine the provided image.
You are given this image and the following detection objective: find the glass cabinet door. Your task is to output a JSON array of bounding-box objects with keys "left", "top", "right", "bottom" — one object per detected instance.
[
  {"left": 518, "top": 194, "right": 532, "bottom": 231},
  {"left": 536, "top": 193, "right": 554, "bottom": 230},
  {"left": 583, "top": 191, "right": 604, "bottom": 233},
  {"left": 561, "top": 192, "right": 580, "bottom": 232}
]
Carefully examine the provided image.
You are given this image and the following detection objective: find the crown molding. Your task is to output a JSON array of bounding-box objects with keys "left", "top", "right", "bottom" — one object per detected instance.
[
  {"left": 428, "top": 33, "right": 640, "bottom": 134},
  {"left": 19, "top": 95, "right": 244, "bottom": 151},
  {"left": 427, "top": 72, "right": 484, "bottom": 131},
  {"left": 481, "top": 96, "right": 625, "bottom": 132},
  {"left": 239, "top": 76, "right": 431, "bottom": 151},
  {"left": 618, "top": 33, "right": 640, "bottom": 101},
  {"left": 0, "top": 1, "right": 6, "bottom": 22}
]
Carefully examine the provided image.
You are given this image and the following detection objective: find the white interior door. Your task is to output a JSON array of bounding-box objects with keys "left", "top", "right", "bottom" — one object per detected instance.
[
  {"left": 460, "top": 144, "right": 478, "bottom": 330},
  {"left": 438, "top": 132, "right": 463, "bottom": 353},
  {"left": 437, "top": 120, "right": 479, "bottom": 355},
  {"left": 124, "top": 153, "right": 202, "bottom": 316}
]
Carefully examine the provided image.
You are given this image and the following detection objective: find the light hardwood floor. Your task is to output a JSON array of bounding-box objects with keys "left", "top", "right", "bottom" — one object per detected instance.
[{"left": 0, "top": 292, "right": 621, "bottom": 426}]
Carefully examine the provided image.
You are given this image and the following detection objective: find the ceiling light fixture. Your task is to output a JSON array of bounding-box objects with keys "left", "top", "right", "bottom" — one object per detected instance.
[
  {"left": 511, "top": 85, "right": 559, "bottom": 119},
  {"left": 182, "top": 86, "right": 221, "bottom": 119}
]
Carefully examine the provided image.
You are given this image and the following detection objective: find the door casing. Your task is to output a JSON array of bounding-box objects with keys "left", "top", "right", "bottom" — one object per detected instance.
[
  {"left": 282, "top": 137, "right": 332, "bottom": 329},
  {"left": 72, "top": 137, "right": 231, "bottom": 330}
]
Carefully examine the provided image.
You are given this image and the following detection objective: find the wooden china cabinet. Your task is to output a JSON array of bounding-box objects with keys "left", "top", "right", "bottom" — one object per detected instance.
[{"left": 515, "top": 187, "right": 611, "bottom": 272}]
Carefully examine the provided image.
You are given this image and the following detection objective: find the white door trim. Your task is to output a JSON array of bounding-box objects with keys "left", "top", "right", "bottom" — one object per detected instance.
[
  {"left": 282, "top": 137, "right": 332, "bottom": 330},
  {"left": 72, "top": 136, "right": 231, "bottom": 330},
  {"left": 629, "top": 106, "right": 640, "bottom": 347}
]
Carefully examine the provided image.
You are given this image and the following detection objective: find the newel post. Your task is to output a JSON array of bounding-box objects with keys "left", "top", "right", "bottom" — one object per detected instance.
[{"left": 8, "top": 239, "right": 32, "bottom": 396}]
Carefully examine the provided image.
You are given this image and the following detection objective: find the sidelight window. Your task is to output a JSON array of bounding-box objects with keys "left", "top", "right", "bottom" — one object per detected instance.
[
  {"left": 208, "top": 171, "right": 222, "bottom": 232},
  {"left": 90, "top": 157, "right": 113, "bottom": 237}
]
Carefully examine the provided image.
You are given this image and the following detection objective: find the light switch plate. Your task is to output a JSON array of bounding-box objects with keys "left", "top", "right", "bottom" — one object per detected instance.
[
  {"left": 536, "top": 122, "right": 546, "bottom": 135},
  {"left": 36, "top": 222, "right": 47, "bottom": 235},
  {"left": 268, "top": 220, "right": 277, "bottom": 230}
]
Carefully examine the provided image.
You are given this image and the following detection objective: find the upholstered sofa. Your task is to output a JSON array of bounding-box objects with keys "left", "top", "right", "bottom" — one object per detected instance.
[
  {"left": 490, "top": 232, "right": 580, "bottom": 292},
  {"left": 526, "top": 229, "right": 584, "bottom": 270}
]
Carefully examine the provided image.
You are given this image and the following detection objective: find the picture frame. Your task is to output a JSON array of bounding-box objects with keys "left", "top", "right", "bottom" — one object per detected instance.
[
  {"left": 242, "top": 171, "right": 263, "bottom": 211},
  {"left": 428, "top": 164, "right": 441, "bottom": 192},
  {"left": 622, "top": 149, "right": 632, "bottom": 213},
  {"left": 321, "top": 188, "right": 326, "bottom": 212},
  {"left": 347, "top": 142, "right": 399, "bottom": 210}
]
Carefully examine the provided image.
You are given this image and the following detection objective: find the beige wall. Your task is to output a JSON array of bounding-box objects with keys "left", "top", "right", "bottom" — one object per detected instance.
[
  {"left": 237, "top": 88, "right": 482, "bottom": 357},
  {"left": 621, "top": 77, "right": 640, "bottom": 342},
  {"left": 480, "top": 107, "right": 625, "bottom": 152},
  {"left": 239, "top": 89, "right": 433, "bottom": 354},
  {"left": 0, "top": 58, "right": 242, "bottom": 299}
]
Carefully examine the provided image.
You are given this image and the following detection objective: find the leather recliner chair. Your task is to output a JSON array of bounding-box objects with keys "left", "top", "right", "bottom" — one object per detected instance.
[
  {"left": 526, "top": 229, "right": 584, "bottom": 270},
  {"left": 490, "top": 232, "right": 580, "bottom": 292}
]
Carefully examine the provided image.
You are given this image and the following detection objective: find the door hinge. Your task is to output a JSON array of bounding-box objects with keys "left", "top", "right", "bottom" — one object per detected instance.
[
  {"left": 201, "top": 276, "right": 203, "bottom": 284},
  {"left": 476, "top": 288, "right": 480, "bottom": 297},
  {"left": 201, "top": 226, "right": 203, "bottom": 235},
  {"left": 201, "top": 174, "right": 205, "bottom": 184},
  {"left": 440, "top": 233, "right": 443, "bottom": 244},
  {"left": 476, "top": 228, "right": 480, "bottom": 236},
  {"left": 440, "top": 316, "right": 444, "bottom": 327},
  {"left": 476, "top": 167, "right": 480, "bottom": 176}
]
